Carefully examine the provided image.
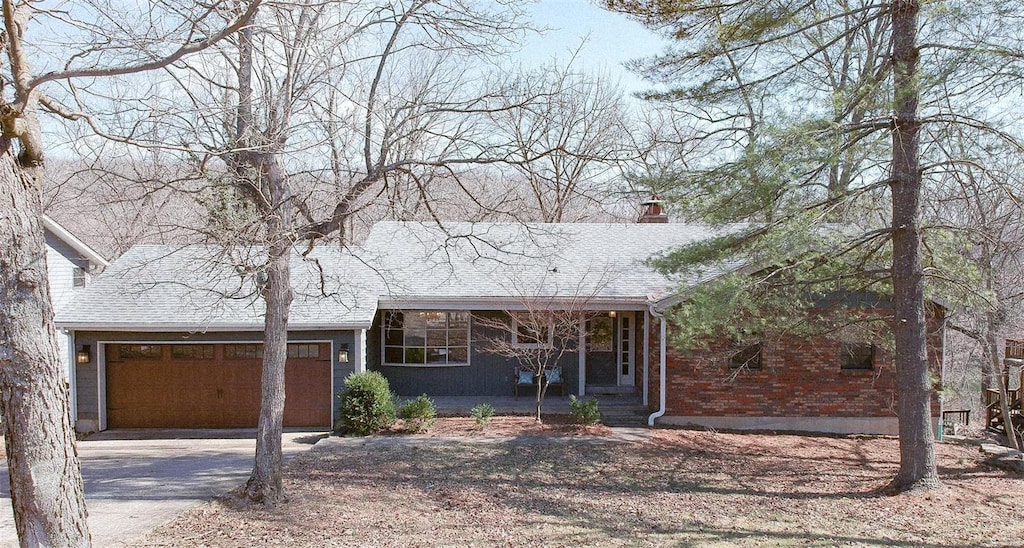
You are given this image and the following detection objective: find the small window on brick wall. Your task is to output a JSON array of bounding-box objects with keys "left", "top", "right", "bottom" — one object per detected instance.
[
  {"left": 729, "top": 343, "right": 762, "bottom": 370},
  {"left": 840, "top": 342, "right": 875, "bottom": 370}
]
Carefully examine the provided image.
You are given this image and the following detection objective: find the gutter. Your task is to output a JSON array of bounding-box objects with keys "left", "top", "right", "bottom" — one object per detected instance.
[{"left": 647, "top": 303, "right": 667, "bottom": 426}]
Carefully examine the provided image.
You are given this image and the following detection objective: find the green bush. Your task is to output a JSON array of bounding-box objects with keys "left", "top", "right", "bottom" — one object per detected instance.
[
  {"left": 568, "top": 395, "right": 601, "bottom": 425},
  {"left": 470, "top": 403, "right": 495, "bottom": 429},
  {"left": 398, "top": 394, "right": 438, "bottom": 433},
  {"left": 337, "top": 371, "right": 396, "bottom": 436}
]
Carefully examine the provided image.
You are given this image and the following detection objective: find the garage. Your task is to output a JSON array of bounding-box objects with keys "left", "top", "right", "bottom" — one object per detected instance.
[{"left": 105, "top": 342, "right": 332, "bottom": 428}]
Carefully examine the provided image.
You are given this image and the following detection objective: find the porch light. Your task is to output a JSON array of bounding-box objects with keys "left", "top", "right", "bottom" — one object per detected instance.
[
  {"left": 608, "top": 311, "right": 617, "bottom": 318},
  {"left": 76, "top": 345, "right": 91, "bottom": 364},
  {"left": 337, "top": 344, "right": 350, "bottom": 363}
]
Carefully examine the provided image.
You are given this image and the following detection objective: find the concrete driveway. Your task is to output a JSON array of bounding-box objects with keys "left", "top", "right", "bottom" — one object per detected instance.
[{"left": 0, "top": 430, "right": 325, "bottom": 547}]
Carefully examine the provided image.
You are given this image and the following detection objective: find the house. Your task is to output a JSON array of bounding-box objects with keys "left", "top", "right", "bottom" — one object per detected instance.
[
  {"left": 55, "top": 211, "right": 944, "bottom": 435},
  {"left": 43, "top": 215, "right": 108, "bottom": 417}
]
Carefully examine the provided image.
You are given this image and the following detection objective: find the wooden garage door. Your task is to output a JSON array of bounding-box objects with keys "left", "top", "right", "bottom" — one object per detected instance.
[{"left": 106, "top": 343, "right": 331, "bottom": 428}]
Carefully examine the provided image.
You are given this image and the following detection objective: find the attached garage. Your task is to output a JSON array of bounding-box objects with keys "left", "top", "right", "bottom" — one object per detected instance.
[{"left": 105, "top": 342, "right": 332, "bottom": 429}]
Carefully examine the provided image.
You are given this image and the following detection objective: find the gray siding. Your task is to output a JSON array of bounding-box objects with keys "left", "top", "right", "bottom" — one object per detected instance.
[
  {"left": 46, "top": 230, "right": 93, "bottom": 381},
  {"left": 368, "top": 311, "right": 579, "bottom": 398},
  {"left": 72, "top": 329, "right": 356, "bottom": 431}
]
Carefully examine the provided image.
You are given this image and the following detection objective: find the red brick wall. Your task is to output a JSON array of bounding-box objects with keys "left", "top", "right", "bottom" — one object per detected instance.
[{"left": 648, "top": 305, "right": 944, "bottom": 418}]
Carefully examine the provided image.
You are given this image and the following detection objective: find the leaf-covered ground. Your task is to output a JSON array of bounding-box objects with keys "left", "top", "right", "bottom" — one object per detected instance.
[{"left": 136, "top": 421, "right": 1024, "bottom": 547}]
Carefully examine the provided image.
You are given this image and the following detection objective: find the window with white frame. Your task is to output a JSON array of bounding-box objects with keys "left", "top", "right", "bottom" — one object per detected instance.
[
  {"left": 512, "top": 311, "right": 554, "bottom": 349},
  {"left": 383, "top": 311, "right": 470, "bottom": 366}
]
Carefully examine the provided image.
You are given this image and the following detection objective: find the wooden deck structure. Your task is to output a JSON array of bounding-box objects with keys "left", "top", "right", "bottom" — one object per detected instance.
[{"left": 985, "top": 367, "right": 1023, "bottom": 444}]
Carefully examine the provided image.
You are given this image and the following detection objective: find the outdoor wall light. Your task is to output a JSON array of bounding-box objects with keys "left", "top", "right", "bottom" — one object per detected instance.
[
  {"left": 76, "top": 345, "right": 91, "bottom": 364},
  {"left": 337, "top": 344, "right": 350, "bottom": 363},
  {"left": 608, "top": 311, "right": 617, "bottom": 318}
]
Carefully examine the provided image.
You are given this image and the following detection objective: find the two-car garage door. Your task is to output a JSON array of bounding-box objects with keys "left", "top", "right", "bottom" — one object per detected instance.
[{"left": 105, "top": 342, "right": 332, "bottom": 429}]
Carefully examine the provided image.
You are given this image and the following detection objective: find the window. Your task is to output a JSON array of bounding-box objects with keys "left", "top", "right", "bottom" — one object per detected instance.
[
  {"left": 118, "top": 344, "right": 163, "bottom": 360},
  {"left": 383, "top": 311, "right": 470, "bottom": 366},
  {"left": 840, "top": 342, "right": 875, "bottom": 370},
  {"left": 513, "top": 312, "right": 554, "bottom": 349},
  {"left": 224, "top": 344, "right": 264, "bottom": 359},
  {"left": 287, "top": 343, "right": 321, "bottom": 359},
  {"left": 1007, "top": 339, "right": 1024, "bottom": 360},
  {"left": 171, "top": 345, "right": 214, "bottom": 360},
  {"left": 729, "top": 343, "right": 762, "bottom": 370},
  {"left": 72, "top": 267, "right": 87, "bottom": 288}
]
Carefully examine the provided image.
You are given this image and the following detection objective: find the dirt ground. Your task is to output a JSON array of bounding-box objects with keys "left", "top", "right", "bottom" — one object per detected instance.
[{"left": 136, "top": 418, "right": 1024, "bottom": 547}]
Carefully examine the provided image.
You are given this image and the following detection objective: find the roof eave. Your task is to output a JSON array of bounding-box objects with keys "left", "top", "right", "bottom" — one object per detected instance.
[{"left": 42, "top": 215, "right": 110, "bottom": 267}]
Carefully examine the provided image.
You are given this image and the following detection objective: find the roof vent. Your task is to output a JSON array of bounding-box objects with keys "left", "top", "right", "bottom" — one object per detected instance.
[{"left": 638, "top": 198, "right": 668, "bottom": 223}]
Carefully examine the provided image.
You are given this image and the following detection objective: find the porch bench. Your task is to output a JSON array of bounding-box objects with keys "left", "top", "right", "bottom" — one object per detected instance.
[{"left": 514, "top": 366, "right": 564, "bottom": 398}]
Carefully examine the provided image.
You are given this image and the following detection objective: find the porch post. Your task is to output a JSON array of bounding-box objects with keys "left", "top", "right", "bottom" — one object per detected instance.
[
  {"left": 355, "top": 329, "right": 367, "bottom": 374},
  {"left": 643, "top": 310, "right": 650, "bottom": 407},
  {"left": 578, "top": 314, "right": 586, "bottom": 397}
]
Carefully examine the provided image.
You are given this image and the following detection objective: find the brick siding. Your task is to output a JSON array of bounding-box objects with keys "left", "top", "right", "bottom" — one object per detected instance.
[{"left": 648, "top": 305, "right": 944, "bottom": 419}]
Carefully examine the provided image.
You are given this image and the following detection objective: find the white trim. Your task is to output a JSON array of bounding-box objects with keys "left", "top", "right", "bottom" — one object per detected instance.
[
  {"left": 54, "top": 322, "right": 372, "bottom": 331},
  {"left": 66, "top": 330, "right": 77, "bottom": 424},
  {"left": 577, "top": 315, "right": 586, "bottom": 397},
  {"left": 42, "top": 215, "right": 109, "bottom": 268},
  {"left": 355, "top": 329, "right": 367, "bottom": 374},
  {"left": 642, "top": 310, "right": 650, "bottom": 406},
  {"left": 378, "top": 297, "right": 650, "bottom": 311},
  {"left": 97, "top": 344, "right": 107, "bottom": 431}
]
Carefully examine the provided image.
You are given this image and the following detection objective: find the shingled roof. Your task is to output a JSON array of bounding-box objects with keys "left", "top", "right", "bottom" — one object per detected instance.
[
  {"left": 56, "top": 221, "right": 752, "bottom": 330},
  {"left": 55, "top": 245, "right": 382, "bottom": 331},
  {"left": 361, "top": 221, "right": 748, "bottom": 308}
]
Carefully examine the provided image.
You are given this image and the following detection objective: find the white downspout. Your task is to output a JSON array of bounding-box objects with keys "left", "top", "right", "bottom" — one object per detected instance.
[{"left": 648, "top": 305, "right": 667, "bottom": 426}]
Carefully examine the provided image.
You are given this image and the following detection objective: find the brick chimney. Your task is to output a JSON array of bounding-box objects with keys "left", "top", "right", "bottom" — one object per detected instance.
[{"left": 638, "top": 198, "right": 668, "bottom": 223}]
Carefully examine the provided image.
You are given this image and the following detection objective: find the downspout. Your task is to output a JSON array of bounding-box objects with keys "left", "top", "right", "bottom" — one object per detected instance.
[{"left": 647, "top": 304, "right": 667, "bottom": 426}]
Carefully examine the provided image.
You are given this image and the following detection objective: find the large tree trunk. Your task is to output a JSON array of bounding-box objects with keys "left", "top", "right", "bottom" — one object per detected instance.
[
  {"left": 887, "top": 0, "right": 941, "bottom": 493},
  {"left": 242, "top": 156, "right": 293, "bottom": 506},
  {"left": 0, "top": 138, "right": 92, "bottom": 545}
]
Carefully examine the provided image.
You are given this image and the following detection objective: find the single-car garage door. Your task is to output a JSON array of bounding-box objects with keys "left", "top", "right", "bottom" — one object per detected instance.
[{"left": 106, "top": 342, "right": 331, "bottom": 428}]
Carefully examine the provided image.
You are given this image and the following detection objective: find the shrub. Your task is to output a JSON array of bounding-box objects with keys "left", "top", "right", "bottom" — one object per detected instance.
[
  {"left": 470, "top": 403, "right": 495, "bottom": 429},
  {"left": 398, "top": 394, "right": 438, "bottom": 433},
  {"left": 338, "top": 371, "right": 396, "bottom": 436},
  {"left": 569, "top": 395, "right": 600, "bottom": 425}
]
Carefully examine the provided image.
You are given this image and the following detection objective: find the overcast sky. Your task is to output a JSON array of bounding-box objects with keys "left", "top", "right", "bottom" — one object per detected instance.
[{"left": 519, "top": 0, "right": 669, "bottom": 96}]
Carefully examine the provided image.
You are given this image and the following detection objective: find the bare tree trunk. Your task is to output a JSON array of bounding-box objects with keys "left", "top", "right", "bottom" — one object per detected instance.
[
  {"left": 984, "top": 325, "right": 1020, "bottom": 450},
  {"left": 243, "top": 157, "right": 293, "bottom": 505},
  {"left": 887, "top": 0, "right": 940, "bottom": 493},
  {"left": 535, "top": 377, "right": 548, "bottom": 423},
  {"left": 0, "top": 139, "right": 91, "bottom": 546}
]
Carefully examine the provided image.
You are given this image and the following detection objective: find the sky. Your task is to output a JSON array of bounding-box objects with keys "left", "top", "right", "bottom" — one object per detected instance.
[{"left": 519, "top": 0, "right": 669, "bottom": 96}]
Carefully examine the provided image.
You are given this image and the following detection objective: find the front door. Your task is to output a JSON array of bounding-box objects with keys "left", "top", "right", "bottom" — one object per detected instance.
[{"left": 585, "top": 312, "right": 635, "bottom": 389}]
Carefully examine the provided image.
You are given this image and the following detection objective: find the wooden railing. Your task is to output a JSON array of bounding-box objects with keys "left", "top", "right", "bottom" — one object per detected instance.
[{"left": 986, "top": 387, "right": 1022, "bottom": 435}]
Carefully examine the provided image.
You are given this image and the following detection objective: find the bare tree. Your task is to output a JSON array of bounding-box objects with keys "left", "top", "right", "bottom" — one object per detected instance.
[
  {"left": 0, "top": 1, "right": 260, "bottom": 544},
  {"left": 86, "top": 0, "right": 534, "bottom": 506},
  {"left": 488, "top": 61, "right": 631, "bottom": 222}
]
